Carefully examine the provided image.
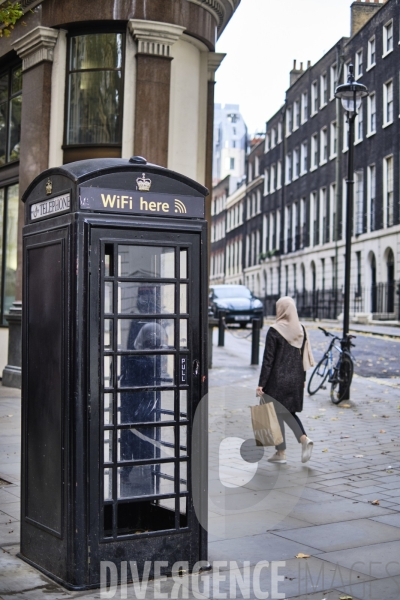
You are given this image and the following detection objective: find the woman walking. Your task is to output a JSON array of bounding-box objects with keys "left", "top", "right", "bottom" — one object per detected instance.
[{"left": 256, "top": 296, "right": 315, "bottom": 464}]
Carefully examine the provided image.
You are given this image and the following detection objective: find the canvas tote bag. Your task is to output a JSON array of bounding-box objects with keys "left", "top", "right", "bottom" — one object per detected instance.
[{"left": 250, "top": 400, "right": 284, "bottom": 447}]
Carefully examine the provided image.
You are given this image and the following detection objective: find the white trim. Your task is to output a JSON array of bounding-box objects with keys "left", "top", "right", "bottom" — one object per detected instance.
[
  {"left": 121, "top": 29, "right": 136, "bottom": 159},
  {"left": 48, "top": 29, "right": 67, "bottom": 168},
  {"left": 12, "top": 26, "right": 58, "bottom": 71},
  {"left": 128, "top": 20, "right": 185, "bottom": 56}
]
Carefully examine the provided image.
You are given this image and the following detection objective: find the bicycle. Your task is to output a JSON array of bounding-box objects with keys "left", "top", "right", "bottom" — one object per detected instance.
[{"left": 307, "top": 327, "right": 356, "bottom": 404}]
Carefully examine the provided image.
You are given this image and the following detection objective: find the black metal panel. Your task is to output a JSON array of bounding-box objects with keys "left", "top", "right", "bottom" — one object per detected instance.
[{"left": 25, "top": 240, "right": 64, "bottom": 534}]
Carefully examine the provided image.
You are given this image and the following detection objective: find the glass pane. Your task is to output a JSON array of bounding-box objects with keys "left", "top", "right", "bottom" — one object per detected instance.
[
  {"left": 118, "top": 354, "right": 174, "bottom": 388},
  {"left": 11, "top": 67, "right": 22, "bottom": 95},
  {"left": 180, "top": 250, "right": 187, "bottom": 279},
  {"left": 180, "top": 426, "right": 187, "bottom": 457},
  {"left": 180, "top": 462, "right": 187, "bottom": 492},
  {"left": 104, "top": 244, "right": 114, "bottom": 277},
  {"left": 118, "top": 390, "right": 175, "bottom": 424},
  {"left": 118, "top": 319, "right": 174, "bottom": 350},
  {"left": 8, "top": 95, "right": 21, "bottom": 162},
  {"left": 104, "top": 468, "right": 112, "bottom": 500},
  {"left": 118, "top": 463, "right": 175, "bottom": 498},
  {"left": 104, "top": 430, "right": 113, "bottom": 463},
  {"left": 0, "top": 189, "right": 4, "bottom": 305},
  {"left": 104, "top": 393, "right": 113, "bottom": 425},
  {"left": 104, "top": 356, "right": 113, "bottom": 388},
  {"left": 179, "top": 319, "right": 188, "bottom": 349},
  {"left": 180, "top": 496, "right": 187, "bottom": 515},
  {"left": 118, "top": 245, "right": 175, "bottom": 278},
  {"left": 0, "top": 102, "right": 7, "bottom": 166},
  {"left": 67, "top": 70, "right": 122, "bottom": 144},
  {"left": 104, "top": 282, "right": 113, "bottom": 314},
  {"left": 3, "top": 185, "right": 18, "bottom": 316},
  {"left": 104, "top": 319, "right": 113, "bottom": 350},
  {"left": 118, "top": 425, "right": 175, "bottom": 462},
  {"left": 179, "top": 390, "right": 187, "bottom": 421},
  {"left": 70, "top": 33, "right": 123, "bottom": 70},
  {"left": 0, "top": 74, "right": 8, "bottom": 103},
  {"left": 118, "top": 283, "right": 174, "bottom": 315},
  {"left": 180, "top": 284, "right": 187, "bottom": 314}
]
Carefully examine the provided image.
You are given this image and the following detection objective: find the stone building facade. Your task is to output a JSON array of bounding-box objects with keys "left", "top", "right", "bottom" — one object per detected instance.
[{"left": 0, "top": 0, "right": 240, "bottom": 382}]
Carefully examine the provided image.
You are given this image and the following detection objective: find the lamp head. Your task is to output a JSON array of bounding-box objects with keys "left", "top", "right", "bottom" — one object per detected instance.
[{"left": 335, "top": 64, "right": 368, "bottom": 114}]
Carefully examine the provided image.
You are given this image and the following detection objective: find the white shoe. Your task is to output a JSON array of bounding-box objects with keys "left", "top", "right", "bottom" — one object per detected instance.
[
  {"left": 267, "top": 452, "right": 287, "bottom": 464},
  {"left": 301, "top": 437, "right": 313, "bottom": 463}
]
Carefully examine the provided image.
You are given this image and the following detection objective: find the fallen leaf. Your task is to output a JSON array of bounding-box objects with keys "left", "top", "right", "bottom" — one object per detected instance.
[
  {"left": 354, "top": 455, "right": 364, "bottom": 458},
  {"left": 311, "top": 415, "right": 321, "bottom": 419},
  {"left": 370, "top": 500, "right": 380, "bottom": 505},
  {"left": 380, "top": 430, "right": 386, "bottom": 434},
  {"left": 340, "top": 596, "right": 353, "bottom": 600},
  {"left": 341, "top": 435, "right": 350, "bottom": 439},
  {"left": 7, "top": 415, "right": 12, "bottom": 417},
  {"left": 331, "top": 417, "right": 338, "bottom": 421},
  {"left": 341, "top": 403, "right": 351, "bottom": 408},
  {"left": 295, "top": 553, "right": 310, "bottom": 559},
  {"left": 322, "top": 449, "right": 328, "bottom": 453}
]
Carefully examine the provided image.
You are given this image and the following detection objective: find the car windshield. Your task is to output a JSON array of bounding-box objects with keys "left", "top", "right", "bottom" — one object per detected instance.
[{"left": 213, "top": 287, "right": 252, "bottom": 299}]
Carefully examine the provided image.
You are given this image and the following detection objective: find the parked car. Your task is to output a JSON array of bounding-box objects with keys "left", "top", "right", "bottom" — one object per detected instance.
[{"left": 209, "top": 285, "right": 264, "bottom": 327}]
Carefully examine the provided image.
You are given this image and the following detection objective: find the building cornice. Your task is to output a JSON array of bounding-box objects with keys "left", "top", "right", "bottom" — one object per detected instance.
[
  {"left": 128, "top": 20, "right": 186, "bottom": 57},
  {"left": 246, "top": 175, "right": 264, "bottom": 194},
  {"left": 12, "top": 26, "right": 59, "bottom": 71},
  {"left": 187, "top": 0, "right": 240, "bottom": 36},
  {"left": 207, "top": 52, "right": 226, "bottom": 82}
]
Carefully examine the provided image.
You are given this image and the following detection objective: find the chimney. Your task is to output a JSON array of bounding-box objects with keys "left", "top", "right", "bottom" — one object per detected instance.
[
  {"left": 289, "top": 59, "right": 304, "bottom": 87},
  {"left": 307, "top": 60, "right": 311, "bottom": 69},
  {"left": 351, "top": 0, "right": 384, "bottom": 37}
]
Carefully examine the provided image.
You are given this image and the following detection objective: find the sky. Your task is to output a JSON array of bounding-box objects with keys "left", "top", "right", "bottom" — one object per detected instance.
[{"left": 215, "top": 0, "right": 355, "bottom": 135}]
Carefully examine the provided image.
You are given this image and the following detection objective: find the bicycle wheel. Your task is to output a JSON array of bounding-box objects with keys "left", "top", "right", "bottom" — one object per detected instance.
[
  {"left": 307, "top": 355, "right": 329, "bottom": 395},
  {"left": 330, "top": 353, "right": 354, "bottom": 404}
]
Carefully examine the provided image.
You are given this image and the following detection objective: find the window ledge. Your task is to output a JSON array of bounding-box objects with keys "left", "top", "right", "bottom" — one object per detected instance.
[
  {"left": 366, "top": 130, "right": 376, "bottom": 138},
  {"left": 319, "top": 160, "right": 327, "bottom": 166},
  {"left": 366, "top": 63, "right": 375, "bottom": 72},
  {"left": 310, "top": 166, "right": 318, "bottom": 172},
  {"left": 329, "top": 154, "right": 337, "bottom": 161},
  {"left": 382, "top": 49, "right": 393, "bottom": 59},
  {"left": 355, "top": 74, "right": 363, "bottom": 81},
  {"left": 354, "top": 138, "right": 363, "bottom": 146},
  {"left": 382, "top": 121, "right": 393, "bottom": 129},
  {"left": 319, "top": 103, "right": 327, "bottom": 110}
]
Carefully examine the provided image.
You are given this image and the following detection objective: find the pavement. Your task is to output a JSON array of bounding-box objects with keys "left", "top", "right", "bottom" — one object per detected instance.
[{"left": 1, "top": 321, "right": 400, "bottom": 599}]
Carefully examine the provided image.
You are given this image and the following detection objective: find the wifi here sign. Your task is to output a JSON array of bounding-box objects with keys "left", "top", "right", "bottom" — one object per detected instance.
[{"left": 79, "top": 187, "right": 205, "bottom": 219}]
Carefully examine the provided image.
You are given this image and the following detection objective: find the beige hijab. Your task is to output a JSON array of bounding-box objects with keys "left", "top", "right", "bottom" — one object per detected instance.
[{"left": 271, "top": 296, "right": 315, "bottom": 370}]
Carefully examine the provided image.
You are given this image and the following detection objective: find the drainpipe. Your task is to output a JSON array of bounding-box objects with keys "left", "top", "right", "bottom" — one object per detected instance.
[
  {"left": 334, "top": 43, "right": 345, "bottom": 318},
  {"left": 279, "top": 101, "right": 287, "bottom": 297}
]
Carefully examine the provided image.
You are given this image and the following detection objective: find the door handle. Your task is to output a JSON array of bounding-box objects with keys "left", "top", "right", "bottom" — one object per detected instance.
[{"left": 193, "top": 359, "right": 200, "bottom": 376}]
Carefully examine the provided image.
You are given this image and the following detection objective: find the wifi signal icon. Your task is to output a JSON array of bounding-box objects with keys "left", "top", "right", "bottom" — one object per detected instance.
[{"left": 174, "top": 199, "right": 187, "bottom": 214}]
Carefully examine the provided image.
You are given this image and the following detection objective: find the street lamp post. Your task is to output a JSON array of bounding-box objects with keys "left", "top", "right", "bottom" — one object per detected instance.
[{"left": 335, "top": 64, "right": 368, "bottom": 399}]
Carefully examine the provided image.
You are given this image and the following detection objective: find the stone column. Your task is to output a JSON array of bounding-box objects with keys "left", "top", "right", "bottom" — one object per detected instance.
[
  {"left": 128, "top": 20, "right": 185, "bottom": 167},
  {"left": 3, "top": 27, "right": 58, "bottom": 388},
  {"left": 205, "top": 53, "right": 225, "bottom": 260}
]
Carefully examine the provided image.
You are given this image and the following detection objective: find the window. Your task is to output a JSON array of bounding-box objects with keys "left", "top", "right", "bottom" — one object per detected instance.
[
  {"left": 293, "top": 100, "right": 300, "bottom": 130},
  {"left": 368, "top": 36, "right": 376, "bottom": 69},
  {"left": 330, "top": 64, "right": 337, "bottom": 100},
  {"left": 293, "top": 147, "right": 300, "bottom": 180},
  {"left": 300, "top": 197, "right": 307, "bottom": 248},
  {"left": 310, "top": 191, "right": 318, "bottom": 246},
  {"left": 230, "top": 157, "right": 235, "bottom": 170},
  {"left": 271, "top": 127, "right": 276, "bottom": 148},
  {"left": 265, "top": 133, "right": 270, "bottom": 153},
  {"left": 343, "top": 115, "right": 349, "bottom": 152},
  {"left": 355, "top": 49, "right": 363, "bottom": 79},
  {"left": 270, "top": 164, "right": 276, "bottom": 193},
  {"left": 320, "top": 128, "right": 328, "bottom": 164},
  {"left": 355, "top": 105, "right": 363, "bottom": 143},
  {"left": 383, "top": 155, "right": 394, "bottom": 228},
  {"left": 276, "top": 160, "right": 282, "bottom": 190},
  {"left": 367, "top": 164, "right": 376, "bottom": 232},
  {"left": 311, "top": 134, "right": 318, "bottom": 170},
  {"left": 0, "top": 65, "right": 22, "bottom": 165},
  {"left": 329, "top": 183, "right": 336, "bottom": 242},
  {"left": 330, "top": 121, "right": 337, "bottom": 158},
  {"left": 320, "top": 187, "right": 328, "bottom": 244},
  {"left": 264, "top": 168, "right": 269, "bottom": 195},
  {"left": 257, "top": 190, "right": 261, "bottom": 214},
  {"left": 300, "top": 141, "right": 308, "bottom": 175},
  {"left": 383, "top": 80, "right": 393, "bottom": 126},
  {"left": 320, "top": 73, "right": 328, "bottom": 107},
  {"left": 66, "top": 33, "right": 124, "bottom": 153},
  {"left": 367, "top": 92, "right": 376, "bottom": 135},
  {"left": 311, "top": 81, "right": 318, "bottom": 115},
  {"left": 301, "top": 91, "right": 308, "bottom": 123},
  {"left": 383, "top": 20, "right": 393, "bottom": 56},
  {"left": 285, "top": 152, "right": 292, "bottom": 184},
  {"left": 354, "top": 170, "right": 364, "bottom": 235},
  {"left": 254, "top": 156, "right": 259, "bottom": 177},
  {"left": 277, "top": 121, "right": 283, "bottom": 143},
  {"left": 0, "top": 184, "right": 19, "bottom": 324},
  {"left": 286, "top": 106, "right": 292, "bottom": 136}
]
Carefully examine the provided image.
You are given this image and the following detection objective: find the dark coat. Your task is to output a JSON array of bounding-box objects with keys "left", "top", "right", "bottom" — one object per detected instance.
[{"left": 258, "top": 327, "right": 305, "bottom": 413}]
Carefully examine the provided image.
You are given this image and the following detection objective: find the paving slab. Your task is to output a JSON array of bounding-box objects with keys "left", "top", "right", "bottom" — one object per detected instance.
[
  {"left": 370, "top": 513, "right": 400, "bottom": 528},
  {"left": 272, "top": 518, "right": 400, "bottom": 552},
  {"left": 315, "top": 539, "right": 400, "bottom": 578},
  {"left": 336, "top": 574, "right": 400, "bottom": 600}
]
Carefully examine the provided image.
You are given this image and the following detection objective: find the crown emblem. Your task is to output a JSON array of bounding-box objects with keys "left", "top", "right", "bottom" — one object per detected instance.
[
  {"left": 136, "top": 173, "right": 151, "bottom": 192},
  {"left": 45, "top": 178, "right": 53, "bottom": 195}
]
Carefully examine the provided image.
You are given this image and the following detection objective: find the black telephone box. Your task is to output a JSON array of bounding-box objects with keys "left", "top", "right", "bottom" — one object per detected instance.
[{"left": 20, "top": 158, "right": 209, "bottom": 590}]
